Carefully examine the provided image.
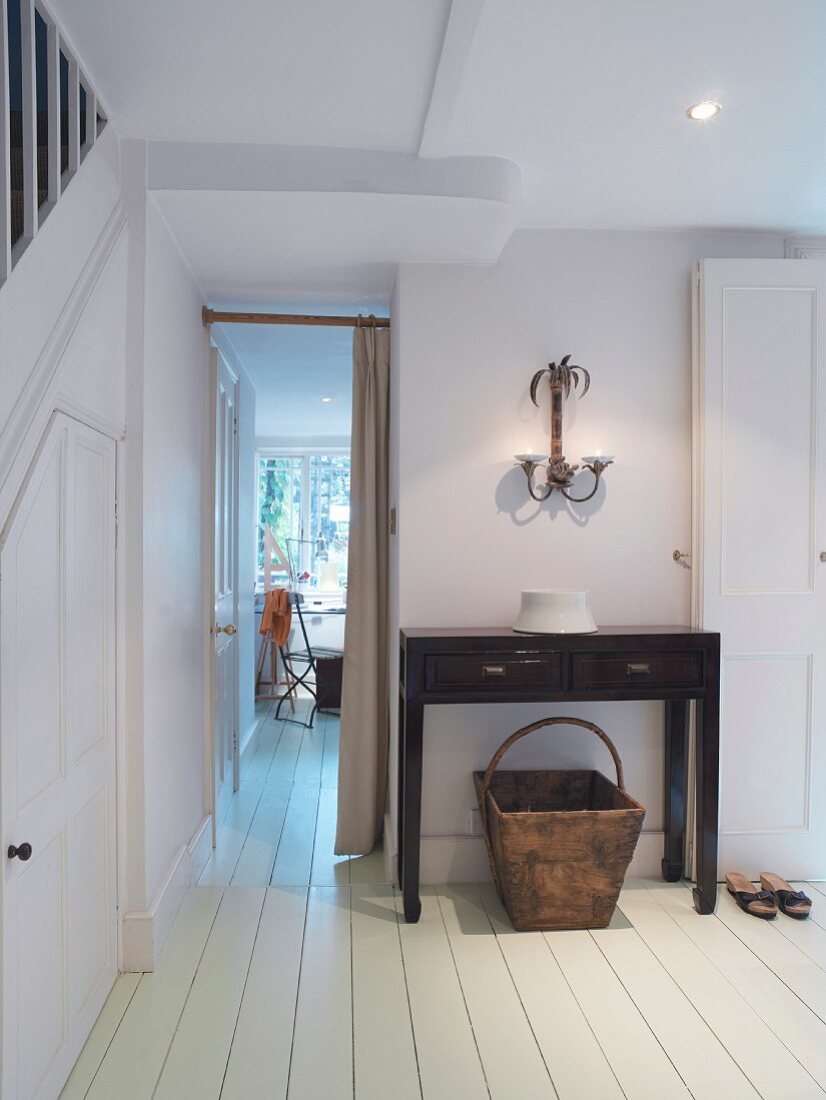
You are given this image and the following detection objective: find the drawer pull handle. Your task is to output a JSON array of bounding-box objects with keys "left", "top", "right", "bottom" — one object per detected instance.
[
  {"left": 627, "top": 662, "right": 651, "bottom": 675},
  {"left": 482, "top": 665, "right": 506, "bottom": 678}
]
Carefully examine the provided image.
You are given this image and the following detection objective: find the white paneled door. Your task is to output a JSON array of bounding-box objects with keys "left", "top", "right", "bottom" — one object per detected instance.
[
  {"left": 1, "top": 413, "right": 117, "bottom": 1100},
  {"left": 212, "top": 348, "right": 240, "bottom": 834},
  {"left": 694, "top": 259, "right": 826, "bottom": 878}
]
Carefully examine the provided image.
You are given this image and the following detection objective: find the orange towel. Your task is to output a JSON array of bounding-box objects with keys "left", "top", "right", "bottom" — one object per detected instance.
[{"left": 259, "top": 587, "right": 292, "bottom": 646}]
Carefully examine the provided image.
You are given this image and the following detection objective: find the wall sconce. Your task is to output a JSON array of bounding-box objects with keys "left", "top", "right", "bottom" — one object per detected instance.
[{"left": 515, "top": 355, "right": 613, "bottom": 503}]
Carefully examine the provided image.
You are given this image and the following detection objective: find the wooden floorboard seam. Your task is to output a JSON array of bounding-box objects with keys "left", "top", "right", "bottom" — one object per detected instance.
[
  {"left": 480, "top": 886, "right": 629, "bottom": 1100},
  {"left": 284, "top": 875, "right": 321, "bottom": 1098},
  {"left": 147, "top": 886, "right": 228, "bottom": 1099},
  {"left": 649, "top": 883, "right": 826, "bottom": 1094},
  {"left": 390, "top": 887, "right": 426, "bottom": 1100},
  {"left": 217, "top": 889, "right": 270, "bottom": 1098},
  {"left": 432, "top": 890, "right": 494, "bottom": 1100},
  {"left": 471, "top": 884, "right": 560, "bottom": 1099},
  {"left": 75, "top": 975, "right": 142, "bottom": 1099}
]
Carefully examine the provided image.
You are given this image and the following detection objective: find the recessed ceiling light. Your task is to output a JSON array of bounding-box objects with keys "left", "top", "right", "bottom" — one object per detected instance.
[
  {"left": 686, "top": 100, "right": 722, "bottom": 121},
  {"left": 321, "top": 396, "right": 333, "bottom": 403}
]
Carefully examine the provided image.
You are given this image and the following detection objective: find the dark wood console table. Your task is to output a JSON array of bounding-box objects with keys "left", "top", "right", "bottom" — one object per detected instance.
[{"left": 397, "top": 625, "right": 720, "bottom": 923}]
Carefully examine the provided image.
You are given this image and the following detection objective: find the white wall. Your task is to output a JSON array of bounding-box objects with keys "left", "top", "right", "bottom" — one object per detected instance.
[
  {"left": 393, "top": 227, "right": 786, "bottom": 879},
  {"left": 119, "top": 142, "right": 212, "bottom": 967},
  {"left": 140, "top": 197, "right": 209, "bottom": 910}
]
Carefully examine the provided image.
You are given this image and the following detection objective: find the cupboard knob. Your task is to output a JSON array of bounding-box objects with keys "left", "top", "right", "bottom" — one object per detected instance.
[{"left": 8, "top": 843, "right": 32, "bottom": 861}]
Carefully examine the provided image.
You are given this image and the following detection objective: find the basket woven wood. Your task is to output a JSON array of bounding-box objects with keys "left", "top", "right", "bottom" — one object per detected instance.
[{"left": 473, "top": 717, "right": 645, "bottom": 932}]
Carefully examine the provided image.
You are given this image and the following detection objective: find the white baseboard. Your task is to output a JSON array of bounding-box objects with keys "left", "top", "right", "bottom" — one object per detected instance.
[
  {"left": 239, "top": 719, "right": 261, "bottom": 776},
  {"left": 187, "top": 814, "right": 212, "bottom": 886},
  {"left": 384, "top": 826, "right": 666, "bottom": 886},
  {"left": 121, "top": 814, "right": 211, "bottom": 972}
]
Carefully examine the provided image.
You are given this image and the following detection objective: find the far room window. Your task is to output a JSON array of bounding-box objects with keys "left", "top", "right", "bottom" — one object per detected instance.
[{"left": 257, "top": 452, "right": 351, "bottom": 590}]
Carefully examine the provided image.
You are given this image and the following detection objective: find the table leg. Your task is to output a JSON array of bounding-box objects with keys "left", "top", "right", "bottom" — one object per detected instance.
[
  {"left": 662, "top": 700, "right": 688, "bottom": 881},
  {"left": 693, "top": 666, "right": 720, "bottom": 914},
  {"left": 396, "top": 688, "right": 405, "bottom": 889},
  {"left": 401, "top": 700, "right": 424, "bottom": 923}
]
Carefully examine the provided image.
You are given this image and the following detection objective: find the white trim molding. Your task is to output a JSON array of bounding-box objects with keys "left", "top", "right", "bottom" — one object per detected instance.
[
  {"left": 785, "top": 236, "right": 826, "bottom": 259},
  {"left": 121, "top": 815, "right": 211, "bottom": 972}
]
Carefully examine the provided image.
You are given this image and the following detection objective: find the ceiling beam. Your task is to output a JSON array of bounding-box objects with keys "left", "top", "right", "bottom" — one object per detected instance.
[{"left": 418, "top": 0, "right": 486, "bottom": 156}]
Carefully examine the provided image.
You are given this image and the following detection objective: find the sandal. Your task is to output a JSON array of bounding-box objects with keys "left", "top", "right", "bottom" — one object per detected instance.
[
  {"left": 759, "top": 873, "right": 812, "bottom": 920},
  {"left": 725, "top": 872, "right": 777, "bottom": 919}
]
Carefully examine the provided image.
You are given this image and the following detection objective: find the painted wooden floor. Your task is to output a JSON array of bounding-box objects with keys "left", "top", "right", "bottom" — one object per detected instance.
[{"left": 63, "top": 702, "right": 826, "bottom": 1099}]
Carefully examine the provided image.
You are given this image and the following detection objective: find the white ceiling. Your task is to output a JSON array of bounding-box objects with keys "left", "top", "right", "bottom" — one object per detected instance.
[
  {"left": 422, "top": 0, "right": 826, "bottom": 232},
  {"left": 51, "top": 0, "right": 451, "bottom": 150},
  {"left": 215, "top": 305, "right": 383, "bottom": 440},
  {"left": 151, "top": 186, "right": 518, "bottom": 301},
  {"left": 53, "top": 0, "right": 826, "bottom": 432}
]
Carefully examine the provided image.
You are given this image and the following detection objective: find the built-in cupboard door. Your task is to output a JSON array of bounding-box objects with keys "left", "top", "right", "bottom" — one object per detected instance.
[
  {"left": 694, "top": 259, "right": 826, "bottom": 879},
  {"left": 1, "top": 413, "right": 117, "bottom": 1100}
]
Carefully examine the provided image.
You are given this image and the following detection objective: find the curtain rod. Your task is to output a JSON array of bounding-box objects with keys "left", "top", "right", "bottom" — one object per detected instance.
[{"left": 202, "top": 307, "right": 390, "bottom": 328}]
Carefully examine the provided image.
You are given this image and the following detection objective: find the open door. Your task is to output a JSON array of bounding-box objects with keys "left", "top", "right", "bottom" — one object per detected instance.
[
  {"left": 694, "top": 259, "right": 826, "bottom": 878},
  {"left": 211, "top": 347, "right": 240, "bottom": 835}
]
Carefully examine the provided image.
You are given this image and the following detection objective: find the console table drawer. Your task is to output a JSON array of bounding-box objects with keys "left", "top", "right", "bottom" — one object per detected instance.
[
  {"left": 572, "top": 651, "right": 703, "bottom": 690},
  {"left": 425, "top": 652, "right": 561, "bottom": 692}
]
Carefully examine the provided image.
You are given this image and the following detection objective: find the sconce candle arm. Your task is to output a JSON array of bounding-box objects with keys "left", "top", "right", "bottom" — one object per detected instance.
[{"left": 559, "top": 459, "right": 613, "bottom": 503}]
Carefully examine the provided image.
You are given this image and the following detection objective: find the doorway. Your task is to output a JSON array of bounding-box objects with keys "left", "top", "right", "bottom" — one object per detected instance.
[{"left": 203, "top": 306, "right": 374, "bottom": 886}]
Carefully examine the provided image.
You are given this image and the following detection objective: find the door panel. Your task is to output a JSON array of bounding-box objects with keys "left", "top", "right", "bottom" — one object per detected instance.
[
  {"left": 17, "top": 832, "right": 65, "bottom": 1100},
  {"left": 695, "top": 259, "right": 826, "bottom": 878},
  {"left": 212, "top": 348, "right": 240, "bottom": 832},
  {"left": 14, "top": 431, "right": 64, "bottom": 812},
  {"left": 2, "top": 413, "right": 117, "bottom": 1099}
]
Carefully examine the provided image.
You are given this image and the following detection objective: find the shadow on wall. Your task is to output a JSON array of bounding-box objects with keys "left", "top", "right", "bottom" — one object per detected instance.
[{"left": 494, "top": 464, "right": 607, "bottom": 528}]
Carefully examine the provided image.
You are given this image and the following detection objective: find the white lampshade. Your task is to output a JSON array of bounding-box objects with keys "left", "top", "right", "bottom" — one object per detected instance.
[{"left": 513, "top": 589, "right": 597, "bottom": 634}]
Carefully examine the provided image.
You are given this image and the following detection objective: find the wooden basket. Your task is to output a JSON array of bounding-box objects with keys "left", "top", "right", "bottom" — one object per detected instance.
[{"left": 473, "top": 717, "right": 645, "bottom": 931}]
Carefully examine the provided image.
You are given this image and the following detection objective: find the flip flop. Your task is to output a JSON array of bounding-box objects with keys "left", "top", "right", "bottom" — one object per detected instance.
[
  {"left": 760, "top": 873, "right": 812, "bottom": 920},
  {"left": 725, "top": 872, "right": 777, "bottom": 919}
]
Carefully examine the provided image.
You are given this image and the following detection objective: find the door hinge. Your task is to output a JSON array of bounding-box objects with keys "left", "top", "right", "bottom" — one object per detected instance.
[
  {"left": 233, "top": 415, "right": 238, "bottom": 436},
  {"left": 114, "top": 498, "right": 119, "bottom": 547}
]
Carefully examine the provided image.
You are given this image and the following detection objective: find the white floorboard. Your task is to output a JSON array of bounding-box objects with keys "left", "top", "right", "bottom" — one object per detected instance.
[
  {"left": 270, "top": 781, "right": 321, "bottom": 887},
  {"left": 351, "top": 885, "right": 421, "bottom": 1100},
  {"left": 154, "top": 886, "right": 265, "bottom": 1099},
  {"left": 59, "top": 974, "right": 140, "bottom": 1099},
  {"left": 548, "top": 926, "right": 691, "bottom": 1099},
  {"left": 221, "top": 886, "right": 308, "bottom": 1100},
  {"left": 287, "top": 886, "right": 353, "bottom": 1099},
  {"left": 592, "top": 908, "right": 759, "bottom": 1098},
  {"left": 65, "top": 715, "right": 826, "bottom": 1099},
  {"left": 652, "top": 883, "right": 826, "bottom": 1092},
  {"left": 620, "top": 885, "right": 823, "bottom": 1099},
  {"left": 83, "top": 885, "right": 224, "bottom": 1099},
  {"left": 479, "top": 883, "right": 623, "bottom": 1100},
  {"left": 438, "top": 885, "right": 556, "bottom": 1099},
  {"left": 396, "top": 889, "right": 489, "bottom": 1100}
]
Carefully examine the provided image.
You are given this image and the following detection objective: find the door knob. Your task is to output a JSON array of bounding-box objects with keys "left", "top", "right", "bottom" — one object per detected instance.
[
  {"left": 216, "top": 624, "right": 237, "bottom": 636},
  {"left": 821, "top": 551, "right": 826, "bottom": 563},
  {"left": 8, "top": 843, "right": 32, "bottom": 861}
]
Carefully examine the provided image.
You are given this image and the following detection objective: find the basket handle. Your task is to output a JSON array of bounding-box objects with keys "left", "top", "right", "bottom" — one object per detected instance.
[{"left": 477, "top": 716, "right": 626, "bottom": 837}]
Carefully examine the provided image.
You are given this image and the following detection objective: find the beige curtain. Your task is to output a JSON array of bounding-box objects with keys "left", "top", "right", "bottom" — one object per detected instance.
[{"left": 335, "top": 318, "right": 390, "bottom": 855}]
